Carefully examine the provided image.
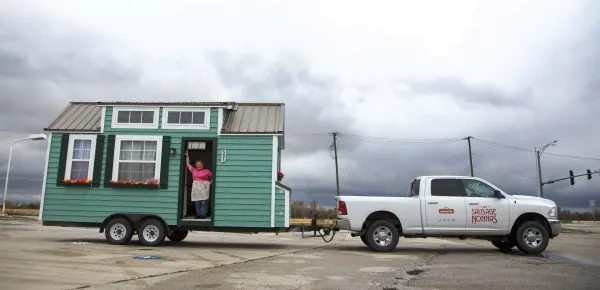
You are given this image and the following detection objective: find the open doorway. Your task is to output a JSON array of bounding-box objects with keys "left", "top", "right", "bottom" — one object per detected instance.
[{"left": 181, "top": 139, "right": 215, "bottom": 221}]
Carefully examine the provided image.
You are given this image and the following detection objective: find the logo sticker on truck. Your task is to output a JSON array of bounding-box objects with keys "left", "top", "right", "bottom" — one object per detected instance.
[
  {"left": 438, "top": 207, "right": 455, "bottom": 214},
  {"left": 471, "top": 206, "right": 497, "bottom": 223}
]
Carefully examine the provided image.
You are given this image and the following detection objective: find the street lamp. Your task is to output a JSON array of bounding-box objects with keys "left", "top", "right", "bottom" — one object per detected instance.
[
  {"left": 535, "top": 140, "right": 558, "bottom": 198},
  {"left": 2, "top": 133, "right": 47, "bottom": 216}
]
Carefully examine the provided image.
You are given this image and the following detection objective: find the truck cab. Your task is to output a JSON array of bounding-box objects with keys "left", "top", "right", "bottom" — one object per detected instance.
[{"left": 336, "top": 175, "right": 561, "bottom": 254}]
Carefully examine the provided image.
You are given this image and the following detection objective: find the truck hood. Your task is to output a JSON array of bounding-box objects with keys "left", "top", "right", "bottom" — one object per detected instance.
[{"left": 510, "top": 195, "right": 556, "bottom": 206}]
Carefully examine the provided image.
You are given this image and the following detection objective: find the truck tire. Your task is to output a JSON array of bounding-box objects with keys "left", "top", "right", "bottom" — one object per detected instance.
[
  {"left": 365, "top": 220, "right": 399, "bottom": 252},
  {"left": 138, "top": 218, "right": 167, "bottom": 246},
  {"left": 105, "top": 217, "right": 133, "bottom": 245},
  {"left": 167, "top": 230, "right": 189, "bottom": 242},
  {"left": 515, "top": 221, "right": 549, "bottom": 255},
  {"left": 360, "top": 235, "right": 368, "bottom": 246},
  {"left": 491, "top": 240, "right": 515, "bottom": 250}
]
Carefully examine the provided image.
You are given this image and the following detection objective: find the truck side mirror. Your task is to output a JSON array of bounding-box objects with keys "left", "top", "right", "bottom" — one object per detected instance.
[{"left": 493, "top": 190, "right": 504, "bottom": 199}]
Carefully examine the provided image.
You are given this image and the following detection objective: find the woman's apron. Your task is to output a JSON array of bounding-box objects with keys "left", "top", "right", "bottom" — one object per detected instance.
[{"left": 191, "top": 180, "right": 211, "bottom": 201}]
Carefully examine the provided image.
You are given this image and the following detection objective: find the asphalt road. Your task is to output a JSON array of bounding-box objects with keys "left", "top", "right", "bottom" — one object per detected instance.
[{"left": 1, "top": 218, "right": 599, "bottom": 290}]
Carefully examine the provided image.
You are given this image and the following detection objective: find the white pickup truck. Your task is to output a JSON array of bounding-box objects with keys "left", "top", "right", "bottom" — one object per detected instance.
[{"left": 335, "top": 175, "right": 561, "bottom": 254}]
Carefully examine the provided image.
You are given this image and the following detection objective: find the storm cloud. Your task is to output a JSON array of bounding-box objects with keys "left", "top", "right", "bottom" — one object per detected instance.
[{"left": 0, "top": 1, "right": 599, "bottom": 211}]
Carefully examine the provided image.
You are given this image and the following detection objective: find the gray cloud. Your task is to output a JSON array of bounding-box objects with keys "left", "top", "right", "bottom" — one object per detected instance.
[{"left": 0, "top": 3, "right": 598, "bottom": 214}]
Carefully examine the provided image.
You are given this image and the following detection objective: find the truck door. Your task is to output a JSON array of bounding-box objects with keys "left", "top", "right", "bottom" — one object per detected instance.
[
  {"left": 461, "top": 178, "right": 510, "bottom": 234},
  {"left": 424, "top": 178, "right": 467, "bottom": 234}
]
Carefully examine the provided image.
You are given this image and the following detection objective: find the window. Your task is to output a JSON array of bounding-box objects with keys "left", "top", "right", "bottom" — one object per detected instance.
[
  {"left": 65, "top": 135, "right": 97, "bottom": 180},
  {"left": 111, "top": 107, "right": 159, "bottom": 129},
  {"left": 410, "top": 179, "right": 420, "bottom": 197},
  {"left": 112, "top": 136, "right": 162, "bottom": 182},
  {"left": 430, "top": 179, "right": 466, "bottom": 197},
  {"left": 462, "top": 179, "right": 497, "bottom": 198},
  {"left": 161, "top": 107, "right": 210, "bottom": 129}
]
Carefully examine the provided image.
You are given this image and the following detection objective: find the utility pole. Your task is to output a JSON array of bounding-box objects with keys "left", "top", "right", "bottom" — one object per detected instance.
[
  {"left": 466, "top": 136, "right": 474, "bottom": 177},
  {"left": 331, "top": 132, "right": 340, "bottom": 197}
]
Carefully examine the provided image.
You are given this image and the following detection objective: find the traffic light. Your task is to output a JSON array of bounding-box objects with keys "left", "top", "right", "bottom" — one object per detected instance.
[
  {"left": 569, "top": 170, "right": 575, "bottom": 185},
  {"left": 587, "top": 169, "right": 592, "bottom": 180}
]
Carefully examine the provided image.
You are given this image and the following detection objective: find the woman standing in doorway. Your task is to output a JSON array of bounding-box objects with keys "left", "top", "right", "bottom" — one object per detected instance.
[{"left": 185, "top": 150, "right": 213, "bottom": 219}]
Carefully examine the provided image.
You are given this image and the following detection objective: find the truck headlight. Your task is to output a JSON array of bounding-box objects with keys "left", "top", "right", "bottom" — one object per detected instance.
[{"left": 548, "top": 207, "right": 557, "bottom": 217}]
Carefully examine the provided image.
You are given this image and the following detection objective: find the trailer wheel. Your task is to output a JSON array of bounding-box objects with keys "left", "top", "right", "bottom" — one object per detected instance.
[
  {"left": 366, "top": 220, "right": 399, "bottom": 252},
  {"left": 167, "top": 230, "right": 189, "bottom": 242},
  {"left": 105, "top": 217, "right": 133, "bottom": 245},
  {"left": 138, "top": 218, "right": 167, "bottom": 246}
]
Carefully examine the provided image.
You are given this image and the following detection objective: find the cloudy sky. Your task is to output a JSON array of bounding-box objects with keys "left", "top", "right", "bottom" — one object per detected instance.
[{"left": 1, "top": 0, "right": 599, "bottom": 209}]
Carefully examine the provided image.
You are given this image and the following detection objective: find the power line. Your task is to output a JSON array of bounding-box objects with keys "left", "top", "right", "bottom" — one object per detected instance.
[
  {"left": 343, "top": 133, "right": 464, "bottom": 144},
  {"left": 472, "top": 137, "right": 600, "bottom": 161},
  {"left": 544, "top": 152, "right": 600, "bottom": 161}
]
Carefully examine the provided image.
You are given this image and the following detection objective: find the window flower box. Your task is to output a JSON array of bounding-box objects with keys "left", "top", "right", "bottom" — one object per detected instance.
[
  {"left": 107, "top": 179, "right": 160, "bottom": 189},
  {"left": 62, "top": 178, "right": 93, "bottom": 187},
  {"left": 277, "top": 172, "right": 284, "bottom": 182}
]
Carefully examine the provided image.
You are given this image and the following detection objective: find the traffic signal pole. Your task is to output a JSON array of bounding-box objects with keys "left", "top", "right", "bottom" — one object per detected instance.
[{"left": 542, "top": 169, "right": 599, "bottom": 186}]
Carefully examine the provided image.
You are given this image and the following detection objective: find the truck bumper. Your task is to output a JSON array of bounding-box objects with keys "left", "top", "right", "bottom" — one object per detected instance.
[
  {"left": 548, "top": 219, "right": 561, "bottom": 237},
  {"left": 336, "top": 218, "right": 352, "bottom": 231}
]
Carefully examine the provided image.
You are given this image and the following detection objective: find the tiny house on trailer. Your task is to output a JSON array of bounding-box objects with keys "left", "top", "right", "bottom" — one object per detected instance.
[{"left": 40, "top": 101, "right": 291, "bottom": 246}]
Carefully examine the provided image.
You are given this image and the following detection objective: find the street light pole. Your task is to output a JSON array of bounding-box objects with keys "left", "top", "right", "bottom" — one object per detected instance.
[
  {"left": 535, "top": 140, "right": 558, "bottom": 198},
  {"left": 2, "top": 133, "right": 47, "bottom": 216}
]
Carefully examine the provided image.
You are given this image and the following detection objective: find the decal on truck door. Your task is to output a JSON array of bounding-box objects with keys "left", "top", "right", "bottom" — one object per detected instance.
[
  {"left": 437, "top": 207, "right": 456, "bottom": 223},
  {"left": 471, "top": 205, "right": 498, "bottom": 223},
  {"left": 438, "top": 207, "right": 455, "bottom": 214}
]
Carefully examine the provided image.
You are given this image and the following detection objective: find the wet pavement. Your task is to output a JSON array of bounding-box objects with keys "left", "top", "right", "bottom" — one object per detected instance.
[{"left": 1, "top": 218, "right": 599, "bottom": 289}]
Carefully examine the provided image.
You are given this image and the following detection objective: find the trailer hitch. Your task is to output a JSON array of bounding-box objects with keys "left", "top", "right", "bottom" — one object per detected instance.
[{"left": 300, "top": 225, "right": 338, "bottom": 243}]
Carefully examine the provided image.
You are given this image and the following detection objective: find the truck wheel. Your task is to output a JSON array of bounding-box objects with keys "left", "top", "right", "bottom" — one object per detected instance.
[
  {"left": 366, "top": 220, "right": 399, "bottom": 252},
  {"left": 360, "top": 235, "right": 368, "bottom": 246},
  {"left": 515, "top": 221, "right": 549, "bottom": 255},
  {"left": 138, "top": 218, "right": 167, "bottom": 246},
  {"left": 105, "top": 217, "right": 133, "bottom": 245},
  {"left": 167, "top": 230, "right": 189, "bottom": 242},
  {"left": 491, "top": 240, "right": 515, "bottom": 250}
]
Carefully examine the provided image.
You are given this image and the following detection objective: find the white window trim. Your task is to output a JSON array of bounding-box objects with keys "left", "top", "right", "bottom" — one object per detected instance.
[
  {"left": 161, "top": 107, "right": 210, "bottom": 130},
  {"left": 111, "top": 106, "right": 159, "bottom": 129},
  {"left": 111, "top": 135, "right": 163, "bottom": 182},
  {"left": 64, "top": 134, "right": 97, "bottom": 181}
]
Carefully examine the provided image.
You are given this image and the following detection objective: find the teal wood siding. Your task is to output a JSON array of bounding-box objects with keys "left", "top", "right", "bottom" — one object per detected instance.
[
  {"left": 214, "top": 136, "right": 274, "bottom": 227},
  {"left": 274, "top": 188, "right": 285, "bottom": 227},
  {"left": 41, "top": 107, "right": 221, "bottom": 225}
]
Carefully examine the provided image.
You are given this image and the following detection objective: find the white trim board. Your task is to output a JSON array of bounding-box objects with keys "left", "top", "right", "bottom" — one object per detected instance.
[
  {"left": 270, "top": 135, "right": 278, "bottom": 227},
  {"left": 217, "top": 108, "right": 223, "bottom": 135},
  {"left": 38, "top": 132, "right": 52, "bottom": 221},
  {"left": 284, "top": 188, "right": 290, "bottom": 227},
  {"left": 220, "top": 133, "right": 283, "bottom": 136},
  {"left": 111, "top": 135, "right": 163, "bottom": 182},
  {"left": 64, "top": 134, "right": 97, "bottom": 181},
  {"left": 110, "top": 106, "right": 160, "bottom": 129},
  {"left": 100, "top": 106, "right": 106, "bottom": 133}
]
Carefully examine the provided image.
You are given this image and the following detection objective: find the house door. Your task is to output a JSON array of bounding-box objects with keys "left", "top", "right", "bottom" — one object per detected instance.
[{"left": 181, "top": 140, "right": 215, "bottom": 220}]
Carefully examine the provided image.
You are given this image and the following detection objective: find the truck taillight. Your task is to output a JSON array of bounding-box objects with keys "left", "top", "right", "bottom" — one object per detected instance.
[{"left": 338, "top": 200, "right": 347, "bottom": 215}]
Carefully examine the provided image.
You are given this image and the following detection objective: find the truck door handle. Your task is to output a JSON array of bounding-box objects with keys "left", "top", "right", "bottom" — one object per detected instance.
[
  {"left": 468, "top": 202, "right": 478, "bottom": 205},
  {"left": 427, "top": 201, "right": 438, "bottom": 204}
]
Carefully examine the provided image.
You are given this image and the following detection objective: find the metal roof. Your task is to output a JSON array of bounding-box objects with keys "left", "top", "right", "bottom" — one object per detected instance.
[
  {"left": 44, "top": 102, "right": 285, "bottom": 134},
  {"left": 222, "top": 103, "right": 284, "bottom": 134},
  {"left": 45, "top": 103, "right": 102, "bottom": 132}
]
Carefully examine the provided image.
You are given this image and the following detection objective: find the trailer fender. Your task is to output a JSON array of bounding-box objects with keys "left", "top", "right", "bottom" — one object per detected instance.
[{"left": 100, "top": 213, "right": 167, "bottom": 234}]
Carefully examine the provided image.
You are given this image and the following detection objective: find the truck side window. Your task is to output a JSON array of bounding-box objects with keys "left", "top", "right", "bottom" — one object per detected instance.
[
  {"left": 462, "top": 179, "right": 496, "bottom": 197},
  {"left": 410, "top": 179, "right": 420, "bottom": 197},
  {"left": 430, "top": 179, "right": 466, "bottom": 197}
]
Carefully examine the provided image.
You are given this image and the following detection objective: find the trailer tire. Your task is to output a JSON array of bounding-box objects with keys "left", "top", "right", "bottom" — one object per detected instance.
[
  {"left": 366, "top": 219, "right": 399, "bottom": 252},
  {"left": 515, "top": 221, "right": 549, "bottom": 255},
  {"left": 167, "top": 230, "right": 189, "bottom": 242},
  {"left": 105, "top": 217, "right": 133, "bottom": 245},
  {"left": 138, "top": 218, "right": 167, "bottom": 246}
]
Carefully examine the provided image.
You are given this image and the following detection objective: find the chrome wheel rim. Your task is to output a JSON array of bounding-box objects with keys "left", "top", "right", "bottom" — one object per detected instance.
[
  {"left": 372, "top": 226, "right": 393, "bottom": 247},
  {"left": 522, "top": 227, "right": 543, "bottom": 248},
  {"left": 143, "top": 225, "right": 160, "bottom": 242},
  {"left": 110, "top": 223, "right": 127, "bottom": 240}
]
